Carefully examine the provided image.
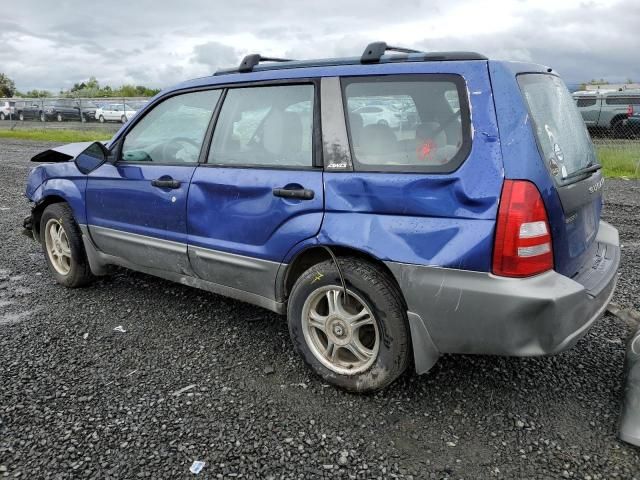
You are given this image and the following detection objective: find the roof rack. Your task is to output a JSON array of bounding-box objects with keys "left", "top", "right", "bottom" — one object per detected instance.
[
  {"left": 215, "top": 42, "right": 487, "bottom": 75},
  {"left": 360, "top": 41, "right": 423, "bottom": 63},
  {"left": 237, "top": 54, "right": 294, "bottom": 73}
]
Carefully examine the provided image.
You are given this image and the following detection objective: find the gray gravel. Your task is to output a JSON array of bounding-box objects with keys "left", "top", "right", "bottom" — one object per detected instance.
[{"left": 1, "top": 138, "right": 639, "bottom": 479}]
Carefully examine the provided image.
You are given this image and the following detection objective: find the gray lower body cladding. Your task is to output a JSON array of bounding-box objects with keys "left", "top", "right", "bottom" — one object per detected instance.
[
  {"left": 387, "top": 221, "right": 620, "bottom": 373},
  {"left": 80, "top": 225, "right": 286, "bottom": 314}
]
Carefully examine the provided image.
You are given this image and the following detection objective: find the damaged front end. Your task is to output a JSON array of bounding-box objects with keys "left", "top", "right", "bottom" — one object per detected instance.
[{"left": 619, "top": 322, "right": 640, "bottom": 447}]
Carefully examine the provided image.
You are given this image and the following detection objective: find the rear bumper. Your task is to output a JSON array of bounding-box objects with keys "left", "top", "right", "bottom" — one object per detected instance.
[{"left": 387, "top": 220, "right": 620, "bottom": 373}]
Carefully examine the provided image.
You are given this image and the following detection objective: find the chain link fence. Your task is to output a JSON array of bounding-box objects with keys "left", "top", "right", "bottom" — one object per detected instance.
[{"left": 0, "top": 97, "right": 151, "bottom": 134}]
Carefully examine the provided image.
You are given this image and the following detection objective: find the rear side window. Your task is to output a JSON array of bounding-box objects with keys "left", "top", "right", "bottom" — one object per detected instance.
[
  {"left": 576, "top": 98, "right": 597, "bottom": 108},
  {"left": 342, "top": 75, "right": 471, "bottom": 173},
  {"left": 605, "top": 96, "right": 640, "bottom": 105},
  {"left": 518, "top": 74, "right": 596, "bottom": 180},
  {"left": 209, "top": 84, "right": 315, "bottom": 168}
]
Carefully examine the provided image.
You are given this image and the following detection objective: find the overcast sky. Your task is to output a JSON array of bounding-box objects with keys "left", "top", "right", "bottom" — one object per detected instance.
[{"left": 1, "top": 0, "right": 638, "bottom": 92}]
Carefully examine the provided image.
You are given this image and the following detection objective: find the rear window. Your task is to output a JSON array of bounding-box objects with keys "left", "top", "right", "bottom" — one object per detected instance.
[
  {"left": 518, "top": 74, "right": 596, "bottom": 180},
  {"left": 576, "top": 97, "right": 597, "bottom": 108},
  {"left": 342, "top": 75, "right": 471, "bottom": 173}
]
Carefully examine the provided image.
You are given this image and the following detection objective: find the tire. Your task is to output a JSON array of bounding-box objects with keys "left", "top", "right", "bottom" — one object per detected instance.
[
  {"left": 121, "top": 115, "right": 127, "bottom": 124},
  {"left": 99, "top": 115, "right": 105, "bottom": 123},
  {"left": 40, "top": 112, "right": 45, "bottom": 122},
  {"left": 56, "top": 113, "right": 63, "bottom": 122},
  {"left": 0, "top": 112, "right": 5, "bottom": 120},
  {"left": 288, "top": 257, "right": 410, "bottom": 393},
  {"left": 19, "top": 112, "right": 24, "bottom": 121},
  {"left": 40, "top": 203, "right": 94, "bottom": 288}
]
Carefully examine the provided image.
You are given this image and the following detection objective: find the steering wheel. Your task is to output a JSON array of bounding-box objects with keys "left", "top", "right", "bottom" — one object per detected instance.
[{"left": 161, "top": 137, "right": 201, "bottom": 163}]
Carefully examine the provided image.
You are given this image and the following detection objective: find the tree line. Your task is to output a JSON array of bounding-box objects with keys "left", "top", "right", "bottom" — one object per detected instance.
[{"left": 0, "top": 73, "right": 161, "bottom": 98}]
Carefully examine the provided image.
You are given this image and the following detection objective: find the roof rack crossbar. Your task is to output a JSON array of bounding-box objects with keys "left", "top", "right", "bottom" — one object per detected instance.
[
  {"left": 361, "top": 41, "right": 423, "bottom": 63},
  {"left": 238, "top": 54, "right": 294, "bottom": 73}
]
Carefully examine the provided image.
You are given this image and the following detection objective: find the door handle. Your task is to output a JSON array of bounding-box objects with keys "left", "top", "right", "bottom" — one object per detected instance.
[
  {"left": 272, "top": 187, "right": 315, "bottom": 200},
  {"left": 151, "top": 178, "right": 181, "bottom": 189}
]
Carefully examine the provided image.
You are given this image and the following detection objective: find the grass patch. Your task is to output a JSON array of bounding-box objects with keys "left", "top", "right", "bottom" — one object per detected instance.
[
  {"left": 0, "top": 129, "right": 112, "bottom": 143},
  {"left": 597, "top": 146, "right": 640, "bottom": 178}
]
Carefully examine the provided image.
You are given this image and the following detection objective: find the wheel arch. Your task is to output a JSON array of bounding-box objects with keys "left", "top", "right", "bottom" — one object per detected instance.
[
  {"left": 31, "top": 180, "right": 86, "bottom": 241},
  {"left": 31, "top": 195, "right": 68, "bottom": 241},
  {"left": 279, "top": 244, "right": 406, "bottom": 309}
]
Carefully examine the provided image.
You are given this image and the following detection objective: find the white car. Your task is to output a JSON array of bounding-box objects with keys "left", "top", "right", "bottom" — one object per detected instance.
[
  {"left": 0, "top": 100, "right": 16, "bottom": 120},
  {"left": 95, "top": 103, "right": 137, "bottom": 123},
  {"left": 353, "top": 104, "right": 402, "bottom": 129}
]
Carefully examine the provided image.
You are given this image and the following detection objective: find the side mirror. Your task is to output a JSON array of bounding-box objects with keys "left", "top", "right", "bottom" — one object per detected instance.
[{"left": 75, "top": 142, "right": 109, "bottom": 174}]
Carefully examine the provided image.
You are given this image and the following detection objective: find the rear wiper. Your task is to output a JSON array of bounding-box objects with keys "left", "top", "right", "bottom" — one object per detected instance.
[{"left": 563, "top": 162, "right": 602, "bottom": 180}]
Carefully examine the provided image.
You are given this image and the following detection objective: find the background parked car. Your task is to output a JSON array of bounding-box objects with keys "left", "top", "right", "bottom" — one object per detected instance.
[
  {"left": 95, "top": 103, "right": 137, "bottom": 123},
  {"left": 0, "top": 100, "right": 16, "bottom": 120},
  {"left": 352, "top": 104, "right": 402, "bottom": 128},
  {"left": 43, "top": 99, "right": 98, "bottom": 122},
  {"left": 15, "top": 101, "right": 46, "bottom": 121},
  {"left": 574, "top": 89, "right": 640, "bottom": 135}
]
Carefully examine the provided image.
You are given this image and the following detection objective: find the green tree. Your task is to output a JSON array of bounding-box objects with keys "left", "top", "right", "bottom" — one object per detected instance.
[{"left": 0, "top": 73, "right": 16, "bottom": 97}]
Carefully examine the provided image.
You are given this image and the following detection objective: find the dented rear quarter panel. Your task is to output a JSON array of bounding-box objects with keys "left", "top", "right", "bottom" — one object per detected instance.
[{"left": 315, "top": 60, "right": 503, "bottom": 271}]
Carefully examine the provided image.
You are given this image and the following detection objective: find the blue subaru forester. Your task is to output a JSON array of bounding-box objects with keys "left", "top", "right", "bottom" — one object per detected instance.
[{"left": 23, "top": 43, "right": 620, "bottom": 392}]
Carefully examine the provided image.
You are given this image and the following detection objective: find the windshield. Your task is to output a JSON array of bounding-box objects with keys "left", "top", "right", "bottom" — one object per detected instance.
[{"left": 518, "top": 74, "right": 596, "bottom": 180}]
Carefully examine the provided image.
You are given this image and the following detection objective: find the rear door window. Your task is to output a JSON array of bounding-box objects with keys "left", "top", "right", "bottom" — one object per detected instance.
[
  {"left": 208, "top": 84, "right": 315, "bottom": 168},
  {"left": 518, "top": 74, "right": 597, "bottom": 181},
  {"left": 342, "top": 75, "right": 471, "bottom": 172}
]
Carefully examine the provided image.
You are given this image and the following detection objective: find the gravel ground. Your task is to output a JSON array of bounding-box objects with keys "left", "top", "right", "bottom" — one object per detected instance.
[{"left": 1, "top": 138, "right": 639, "bottom": 479}]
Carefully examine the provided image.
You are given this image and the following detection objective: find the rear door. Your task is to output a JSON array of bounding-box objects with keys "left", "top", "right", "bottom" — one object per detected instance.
[
  {"left": 518, "top": 74, "right": 603, "bottom": 278},
  {"left": 86, "top": 89, "right": 221, "bottom": 274},
  {"left": 187, "top": 82, "right": 323, "bottom": 300}
]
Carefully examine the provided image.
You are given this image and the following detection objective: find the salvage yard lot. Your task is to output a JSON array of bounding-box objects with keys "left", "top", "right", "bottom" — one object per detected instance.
[{"left": 0, "top": 138, "right": 639, "bottom": 479}]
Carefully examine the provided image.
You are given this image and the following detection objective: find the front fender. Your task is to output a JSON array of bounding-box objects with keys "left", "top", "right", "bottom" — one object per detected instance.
[{"left": 30, "top": 177, "right": 88, "bottom": 225}]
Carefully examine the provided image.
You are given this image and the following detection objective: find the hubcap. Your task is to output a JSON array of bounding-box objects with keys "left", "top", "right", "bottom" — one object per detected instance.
[
  {"left": 301, "top": 286, "right": 379, "bottom": 375},
  {"left": 44, "top": 219, "right": 71, "bottom": 275}
]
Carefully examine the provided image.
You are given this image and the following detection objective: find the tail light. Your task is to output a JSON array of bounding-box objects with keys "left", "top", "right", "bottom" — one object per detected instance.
[
  {"left": 628, "top": 105, "right": 634, "bottom": 117},
  {"left": 493, "top": 180, "right": 554, "bottom": 277}
]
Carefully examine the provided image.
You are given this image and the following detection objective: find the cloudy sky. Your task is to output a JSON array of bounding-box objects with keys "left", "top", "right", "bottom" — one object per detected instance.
[{"left": 1, "top": 0, "right": 638, "bottom": 92}]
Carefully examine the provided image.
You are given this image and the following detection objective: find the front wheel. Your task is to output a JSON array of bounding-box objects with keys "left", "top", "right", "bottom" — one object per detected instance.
[
  {"left": 56, "top": 113, "right": 63, "bottom": 122},
  {"left": 288, "top": 257, "right": 410, "bottom": 393},
  {"left": 19, "top": 112, "right": 24, "bottom": 121},
  {"left": 40, "top": 112, "right": 45, "bottom": 122},
  {"left": 121, "top": 115, "right": 127, "bottom": 124},
  {"left": 98, "top": 115, "right": 105, "bottom": 123},
  {"left": 0, "top": 112, "right": 5, "bottom": 120},
  {"left": 40, "top": 203, "right": 94, "bottom": 288}
]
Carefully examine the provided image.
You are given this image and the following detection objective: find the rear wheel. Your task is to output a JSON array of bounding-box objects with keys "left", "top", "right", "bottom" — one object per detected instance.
[
  {"left": 121, "top": 115, "right": 127, "bottom": 124},
  {"left": 40, "top": 203, "right": 94, "bottom": 288},
  {"left": 56, "top": 113, "right": 63, "bottom": 122},
  {"left": 288, "top": 257, "right": 410, "bottom": 392},
  {"left": 19, "top": 112, "right": 24, "bottom": 121},
  {"left": 0, "top": 112, "right": 5, "bottom": 120},
  {"left": 99, "top": 115, "right": 105, "bottom": 123},
  {"left": 40, "top": 112, "right": 45, "bottom": 122}
]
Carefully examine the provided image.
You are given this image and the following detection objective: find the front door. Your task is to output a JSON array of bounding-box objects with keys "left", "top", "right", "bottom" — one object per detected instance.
[
  {"left": 187, "top": 83, "right": 324, "bottom": 300},
  {"left": 85, "top": 89, "right": 222, "bottom": 274}
]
